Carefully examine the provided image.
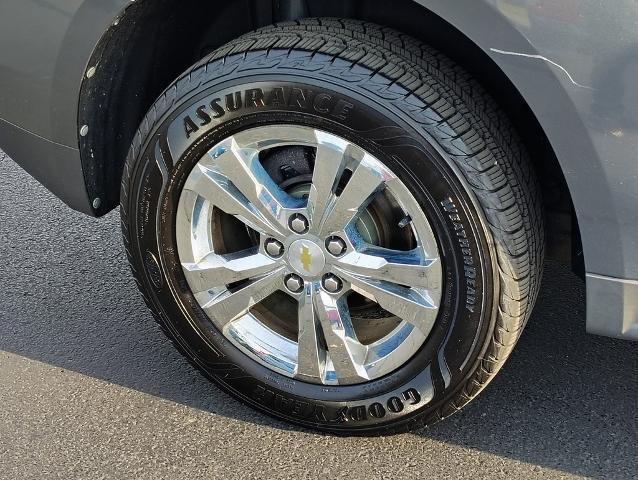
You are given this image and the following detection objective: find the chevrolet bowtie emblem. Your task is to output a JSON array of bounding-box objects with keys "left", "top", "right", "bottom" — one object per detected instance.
[{"left": 300, "top": 244, "right": 312, "bottom": 272}]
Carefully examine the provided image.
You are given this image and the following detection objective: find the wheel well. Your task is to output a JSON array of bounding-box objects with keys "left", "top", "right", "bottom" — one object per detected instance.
[{"left": 79, "top": 0, "right": 581, "bottom": 268}]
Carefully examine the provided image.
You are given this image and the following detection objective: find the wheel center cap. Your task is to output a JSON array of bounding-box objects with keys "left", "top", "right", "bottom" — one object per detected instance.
[{"left": 288, "top": 239, "right": 325, "bottom": 277}]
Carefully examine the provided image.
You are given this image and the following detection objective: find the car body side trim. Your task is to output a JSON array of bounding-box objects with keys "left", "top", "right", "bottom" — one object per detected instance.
[
  {"left": 0, "top": 117, "right": 92, "bottom": 215},
  {"left": 586, "top": 273, "right": 638, "bottom": 340}
]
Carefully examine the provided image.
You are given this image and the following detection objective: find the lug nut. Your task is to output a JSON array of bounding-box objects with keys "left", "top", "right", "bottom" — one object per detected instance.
[
  {"left": 322, "top": 274, "right": 343, "bottom": 294},
  {"left": 284, "top": 274, "right": 305, "bottom": 293},
  {"left": 264, "top": 238, "right": 284, "bottom": 258},
  {"left": 326, "top": 236, "right": 347, "bottom": 257},
  {"left": 289, "top": 213, "right": 309, "bottom": 234}
]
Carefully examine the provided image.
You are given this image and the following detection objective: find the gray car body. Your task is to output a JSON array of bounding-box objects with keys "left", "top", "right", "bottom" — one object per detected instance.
[{"left": 1, "top": 0, "right": 637, "bottom": 340}]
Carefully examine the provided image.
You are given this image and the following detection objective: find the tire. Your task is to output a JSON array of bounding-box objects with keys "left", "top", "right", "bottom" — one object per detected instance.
[{"left": 120, "top": 18, "right": 544, "bottom": 435}]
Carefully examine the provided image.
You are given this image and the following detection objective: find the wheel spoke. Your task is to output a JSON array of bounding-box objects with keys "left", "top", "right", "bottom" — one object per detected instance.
[
  {"left": 183, "top": 163, "right": 285, "bottom": 239},
  {"left": 294, "top": 284, "right": 326, "bottom": 382},
  {"left": 313, "top": 290, "right": 369, "bottom": 384},
  {"left": 307, "top": 132, "right": 350, "bottom": 231},
  {"left": 336, "top": 269, "right": 439, "bottom": 337},
  {"left": 211, "top": 137, "right": 301, "bottom": 229},
  {"left": 199, "top": 268, "right": 285, "bottom": 329},
  {"left": 336, "top": 246, "right": 439, "bottom": 290},
  {"left": 318, "top": 154, "right": 394, "bottom": 236},
  {"left": 182, "top": 248, "right": 280, "bottom": 294}
]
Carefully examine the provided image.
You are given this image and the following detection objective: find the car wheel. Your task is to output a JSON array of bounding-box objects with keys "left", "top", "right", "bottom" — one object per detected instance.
[{"left": 120, "top": 19, "right": 544, "bottom": 435}]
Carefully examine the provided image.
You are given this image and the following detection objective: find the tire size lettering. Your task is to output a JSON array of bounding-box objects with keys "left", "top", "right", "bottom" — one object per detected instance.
[{"left": 441, "top": 197, "right": 477, "bottom": 312}]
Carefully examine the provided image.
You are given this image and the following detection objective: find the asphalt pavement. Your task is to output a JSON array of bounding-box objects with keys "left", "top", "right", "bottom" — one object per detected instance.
[{"left": 1, "top": 150, "right": 637, "bottom": 480}]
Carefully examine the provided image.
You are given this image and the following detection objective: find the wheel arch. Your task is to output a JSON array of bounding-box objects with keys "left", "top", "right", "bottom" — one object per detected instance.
[{"left": 77, "top": 0, "right": 585, "bottom": 270}]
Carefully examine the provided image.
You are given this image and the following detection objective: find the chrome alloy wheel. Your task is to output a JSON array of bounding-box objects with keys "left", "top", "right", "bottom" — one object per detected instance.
[{"left": 176, "top": 125, "right": 443, "bottom": 385}]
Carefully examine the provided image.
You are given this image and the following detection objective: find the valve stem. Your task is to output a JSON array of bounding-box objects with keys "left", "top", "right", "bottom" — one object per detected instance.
[{"left": 398, "top": 215, "right": 412, "bottom": 228}]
